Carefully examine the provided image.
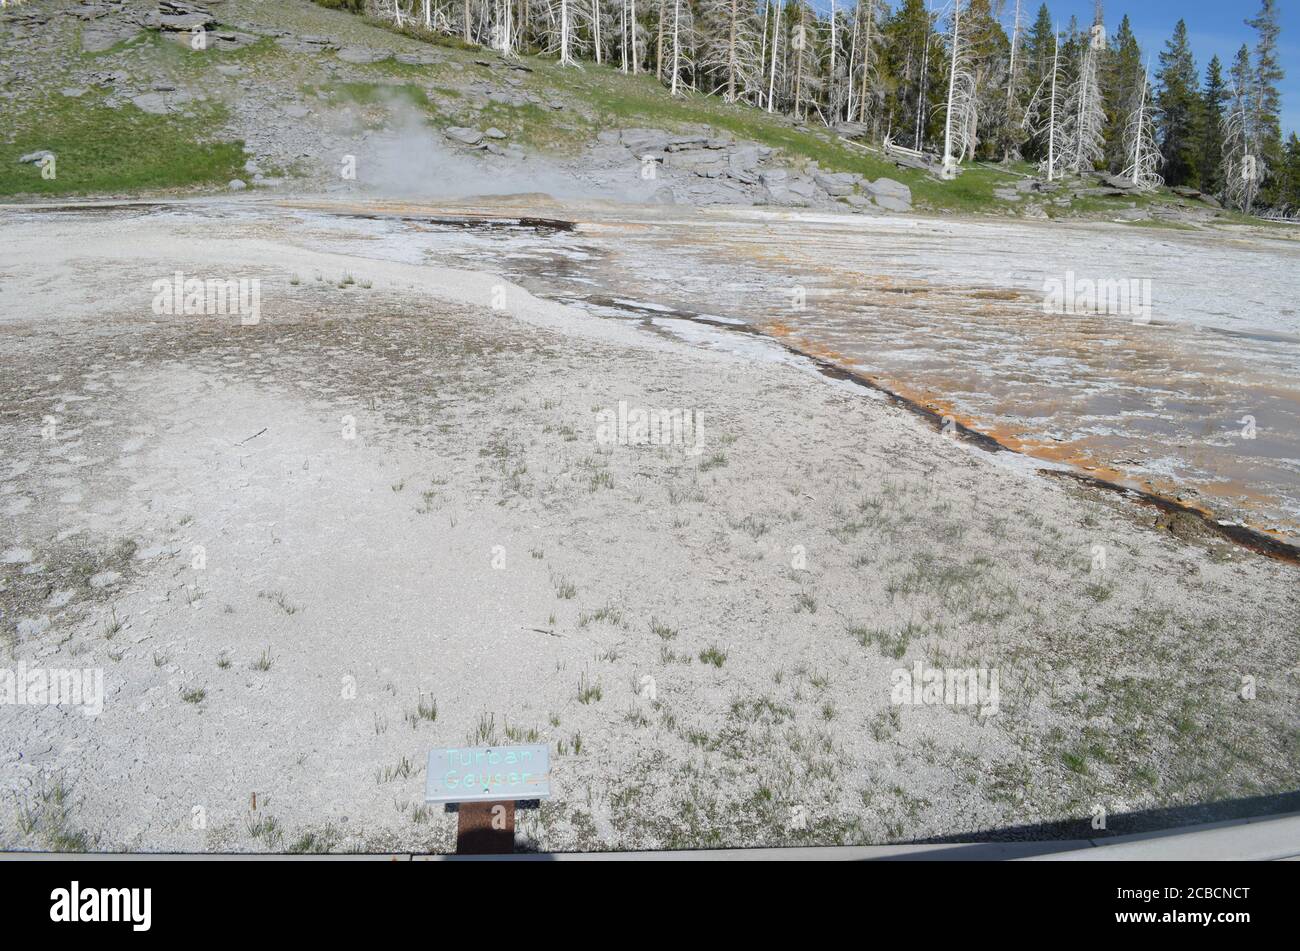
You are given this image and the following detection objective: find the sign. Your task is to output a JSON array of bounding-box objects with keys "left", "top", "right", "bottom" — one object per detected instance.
[{"left": 425, "top": 745, "right": 551, "bottom": 804}]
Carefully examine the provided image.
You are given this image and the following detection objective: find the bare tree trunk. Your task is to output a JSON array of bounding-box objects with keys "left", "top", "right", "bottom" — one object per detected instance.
[
  {"left": 1004, "top": 0, "right": 1021, "bottom": 160},
  {"left": 830, "top": 0, "right": 837, "bottom": 118},
  {"left": 725, "top": 0, "right": 737, "bottom": 102},
  {"left": 792, "top": 3, "right": 804, "bottom": 120},
  {"left": 857, "top": 0, "right": 874, "bottom": 123},
  {"left": 1047, "top": 31, "right": 1059, "bottom": 180},
  {"left": 766, "top": 0, "right": 780, "bottom": 112},
  {"left": 657, "top": 0, "right": 666, "bottom": 80},
  {"left": 670, "top": 0, "right": 680, "bottom": 95},
  {"left": 942, "top": 0, "right": 961, "bottom": 175},
  {"left": 559, "top": 0, "right": 574, "bottom": 64}
]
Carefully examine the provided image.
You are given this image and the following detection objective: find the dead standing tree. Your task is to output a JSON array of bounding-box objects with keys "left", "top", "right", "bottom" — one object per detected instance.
[
  {"left": 1061, "top": 17, "right": 1107, "bottom": 173},
  {"left": 698, "top": 0, "right": 761, "bottom": 104},
  {"left": 940, "top": 0, "right": 977, "bottom": 178},
  {"left": 1120, "top": 60, "right": 1163, "bottom": 189},
  {"left": 1221, "top": 85, "right": 1264, "bottom": 213},
  {"left": 1022, "top": 26, "right": 1068, "bottom": 181}
]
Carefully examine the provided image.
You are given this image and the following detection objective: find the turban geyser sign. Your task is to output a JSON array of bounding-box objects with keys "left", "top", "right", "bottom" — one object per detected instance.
[{"left": 425, "top": 745, "right": 552, "bottom": 804}]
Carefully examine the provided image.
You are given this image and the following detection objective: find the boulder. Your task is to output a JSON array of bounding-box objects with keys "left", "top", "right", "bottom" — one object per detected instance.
[
  {"left": 813, "top": 170, "right": 860, "bottom": 197},
  {"left": 484, "top": 127, "right": 508, "bottom": 139},
  {"left": 228, "top": 179, "right": 248, "bottom": 191},
  {"left": 152, "top": 3, "right": 218, "bottom": 32},
  {"left": 867, "top": 177, "right": 912, "bottom": 204},
  {"left": 666, "top": 134, "right": 709, "bottom": 151},
  {"left": 445, "top": 126, "right": 484, "bottom": 146},
  {"left": 620, "top": 128, "right": 671, "bottom": 157},
  {"left": 762, "top": 186, "right": 812, "bottom": 207},
  {"left": 726, "top": 146, "right": 764, "bottom": 184},
  {"left": 872, "top": 194, "right": 912, "bottom": 213},
  {"left": 840, "top": 194, "right": 876, "bottom": 211}
]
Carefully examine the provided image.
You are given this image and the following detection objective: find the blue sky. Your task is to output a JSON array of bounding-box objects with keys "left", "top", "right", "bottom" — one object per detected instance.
[{"left": 808, "top": 1, "right": 1297, "bottom": 137}]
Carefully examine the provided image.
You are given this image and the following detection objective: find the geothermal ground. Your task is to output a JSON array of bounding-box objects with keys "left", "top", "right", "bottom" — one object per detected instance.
[{"left": 1, "top": 197, "right": 1297, "bottom": 853}]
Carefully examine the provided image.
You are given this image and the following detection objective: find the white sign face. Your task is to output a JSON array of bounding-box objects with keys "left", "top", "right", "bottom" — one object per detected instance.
[{"left": 424, "top": 745, "right": 551, "bottom": 804}]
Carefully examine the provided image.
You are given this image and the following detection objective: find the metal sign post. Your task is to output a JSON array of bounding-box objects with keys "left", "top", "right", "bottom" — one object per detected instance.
[
  {"left": 455, "top": 801, "right": 516, "bottom": 854},
  {"left": 425, "top": 744, "right": 551, "bottom": 855}
]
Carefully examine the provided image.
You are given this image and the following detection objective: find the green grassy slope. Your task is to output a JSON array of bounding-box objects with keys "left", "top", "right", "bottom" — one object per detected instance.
[
  {"left": 0, "top": 91, "right": 246, "bottom": 197},
  {"left": 0, "top": 0, "right": 1270, "bottom": 225}
]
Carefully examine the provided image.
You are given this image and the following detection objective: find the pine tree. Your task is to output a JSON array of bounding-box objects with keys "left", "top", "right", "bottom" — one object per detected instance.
[
  {"left": 1281, "top": 132, "right": 1300, "bottom": 212},
  {"left": 1019, "top": 3, "right": 1054, "bottom": 161},
  {"left": 1024, "top": 3, "right": 1054, "bottom": 83},
  {"left": 1199, "top": 56, "right": 1228, "bottom": 195},
  {"left": 1102, "top": 14, "right": 1142, "bottom": 171},
  {"left": 962, "top": 0, "right": 1010, "bottom": 161},
  {"left": 1154, "top": 19, "right": 1201, "bottom": 187},
  {"left": 881, "top": 0, "right": 940, "bottom": 151}
]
